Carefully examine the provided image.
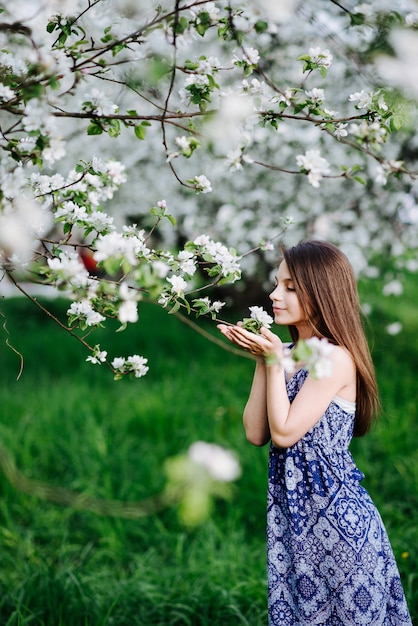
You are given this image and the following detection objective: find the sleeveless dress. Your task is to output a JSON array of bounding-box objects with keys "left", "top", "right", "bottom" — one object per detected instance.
[{"left": 267, "top": 368, "right": 412, "bottom": 625}]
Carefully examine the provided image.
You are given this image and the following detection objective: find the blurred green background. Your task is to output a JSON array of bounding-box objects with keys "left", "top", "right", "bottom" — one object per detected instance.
[{"left": 0, "top": 274, "right": 416, "bottom": 625}]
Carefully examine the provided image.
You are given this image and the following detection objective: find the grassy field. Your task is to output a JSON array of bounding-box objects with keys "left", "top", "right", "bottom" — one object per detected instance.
[{"left": 0, "top": 276, "right": 416, "bottom": 625}]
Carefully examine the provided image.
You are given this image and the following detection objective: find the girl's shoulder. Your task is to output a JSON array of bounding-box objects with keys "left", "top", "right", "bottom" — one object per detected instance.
[
  {"left": 321, "top": 344, "right": 356, "bottom": 382},
  {"left": 331, "top": 344, "right": 355, "bottom": 368}
]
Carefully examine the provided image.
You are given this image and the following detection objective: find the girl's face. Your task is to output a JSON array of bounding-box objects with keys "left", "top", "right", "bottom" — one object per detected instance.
[{"left": 269, "top": 260, "right": 312, "bottom": 338}]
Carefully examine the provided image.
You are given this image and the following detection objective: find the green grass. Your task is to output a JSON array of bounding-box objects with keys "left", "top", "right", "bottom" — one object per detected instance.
[{"left": 0, "top": 279, "right": 417, "bottom": 625}]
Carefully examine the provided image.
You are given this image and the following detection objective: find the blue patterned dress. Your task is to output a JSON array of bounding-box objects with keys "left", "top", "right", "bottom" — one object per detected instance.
[{"left": 267, "top": 368, "right": 412, "bottom": 626}]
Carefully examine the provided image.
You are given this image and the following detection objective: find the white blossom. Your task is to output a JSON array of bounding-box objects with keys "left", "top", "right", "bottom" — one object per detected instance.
[
  {"left": 308, "top": 47, "right": 333, "bottom": 68},
  {"left": 178, "top": 250, "right": 197, "bottom": 276},
  {"left": 305, "top": 88, "right": 325, "bottom": 102},
  {"left": 296, "top": 149, "right": 331, "bottom": 187},
  {"left": 188, "top": 441, "right": 241, "bottom": 482},
  {"left": 47, "top": 251, "right": 89, "bottom": 287},
  {"left": 192, "top": 174, "right": 212, "bottom": 194},
  {"left": 82, "top": 88, "right": 118, "bottom": 116},
  {"left": 111, "top": 354, "right": 149, "bottom": 377},
  {"left": 348, "top": 90, "right": 372, "bottom": 109},
  {"left": 386, "top": 322, "right": 402, "bottom": 335},
  {"left": 0, "top": 84, "right": 15, "bottom": 101},
  {"left": 42, "top": 137, "right": 66, "bottom": 163},
  {"left": 249, "top": 306, "right": 273, "bottom": 329},
  {"left": 105, "top": 160, "right": 127, "bottom": 185},
  {"left": 23, "top": 99, "right": 55, "bottom": 133},
  {"left": 382, "top": 279, "right": 403, "bottom": 296},
  {"left": 126, "top": 354, "right": 149, "bottom": 377},
  {"left": 334, "top": 123, "right": 348, "bottom": 139},
  {"left": 118, "top": 300, "right": 138, "bottom": 324},
  {"left": 243, "top": 47, "right": 260, "bottom": 66},
  {"left": 0, "top": 196, "right": 52, "bottom": 263},
  {"left": 111, "top": 357, "right": 126, "bottom": 369},
  {"left": 86, "top": 349, "right": 107, "bottom": 364},
  {"left": 67, "top": 300, "right": 106, "bottom": 326},
  {"left": 167, "top": 274, "right": 188, "bottom": 295}
]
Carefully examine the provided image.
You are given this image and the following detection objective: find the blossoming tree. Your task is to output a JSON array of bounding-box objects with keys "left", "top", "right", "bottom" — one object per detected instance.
[{"left": 1, "top": 0, "right": 417, "bottom": 376}]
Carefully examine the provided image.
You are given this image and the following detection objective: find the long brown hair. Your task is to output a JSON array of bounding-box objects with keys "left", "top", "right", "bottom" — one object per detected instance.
[{"left": 283, "top": 240, "right": 379, "bottom": 436}]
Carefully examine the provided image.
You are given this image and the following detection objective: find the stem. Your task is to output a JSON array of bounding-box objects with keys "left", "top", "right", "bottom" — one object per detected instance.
[{"left": 5, "top": 270, "right": 96, "bottom": 353}]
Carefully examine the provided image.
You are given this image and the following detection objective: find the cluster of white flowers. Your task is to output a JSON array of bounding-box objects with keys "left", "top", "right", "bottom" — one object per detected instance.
[
  {"left": 166, "top": 274, "right": 188, "bottom": 295},
  {"left": 177, "top": 250, "right": 197, "bottom": 276},
  {"left": 307, "top": 47, "right": 333, "bottom": 68},
  {"left": 179, "top": 74, "right": 212, "bottom": 105},
  {"left": 86, "top": 345, "right": 108, "bottom": 365},
  {"left": 67, "top": 300, "right": 106, "bottom": 326},
  {"left": 249, "top": 306, "right": 273, "bottom": 329},
  {"left": 348, "top": 90, "right": 373, "bottom": 110},
  {"left": 81, "top": 88, "right": 118, "bottom": 116},
  {"left": 190, "top": 2, "right": 220, "bottom": 23},
  {"left": 191, "top": 174, "right": 212, "bottom": 194},
  {"left": 47, "top": 251, "right": 89, "bottom": 288},
  {"left": 0, "top": 195, "right": 52, "bottom": 264},
  {"left": 238, "top": 305, "right": 273, "bottom": 334},
  {"left": 305, "top": 88, "right": 325, "bottom": 103},
  {"left": 349, "top": 120, "right": 387, "bottom": 146},
  {"left": 54, "top": 201, "right": 111, "bottom": 231},
  {"left": 192, "top": 296, "right": 225, "bottom": 317},
  {"left": 29, "top": 159, "right": 127, "bottom": 237},
  {"left": 0, "top": 50, "right": 27, "bottom": 76},
  {"left": 1, "top": 0, "right": 417, "bottom": 388},
  {"left": 282, "top": 337, "right": 335, "bottom": 379},
  {"left": 296, "top": 149, "right": 331, "bottom": 187},
  {"left": 194, "top": 235, "right": 241, "bottom": 281},
  {"left": 93, "top": 228, "right": 150, "bottom": 267},
  {"left": 118, "top": 282, "right": 141, "bottom": 324},
  {"left": 224, "top": 149, "right": 252, "bottom": 172},
  {"left": 382, "top": 279, "right": 403, "bottom": 296},
  {"left": 196, "top": 56, "right": 221, "bottom": 74},
  {"left": 188, "top": 441, "right": 241, "bottom": 482},
  {"left": 111, "top": 354, "right": 149, "bottom": 378}
]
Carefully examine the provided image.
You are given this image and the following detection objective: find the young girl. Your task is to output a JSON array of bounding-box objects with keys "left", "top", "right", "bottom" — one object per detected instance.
[{"left": 217, "top": 240, "right": 412, "bottom": 626}]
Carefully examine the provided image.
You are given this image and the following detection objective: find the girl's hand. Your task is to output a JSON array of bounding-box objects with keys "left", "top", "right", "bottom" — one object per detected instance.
[{"left": 217, "top": 324, "right": 283, "bottom": 361}]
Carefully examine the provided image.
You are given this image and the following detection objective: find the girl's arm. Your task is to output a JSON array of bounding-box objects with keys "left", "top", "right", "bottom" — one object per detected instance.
[
  {"left": 218, "top": 324, "right": 355, "bottom": 448},
  {"left": 263, "top": 347, "right": 354, "bottom": 447},
  {"left": 218, "top": 324, "right": 270, "bottom": 446},
  {"left": 242, "top": 358, "right": 271, "bottom": 446}
]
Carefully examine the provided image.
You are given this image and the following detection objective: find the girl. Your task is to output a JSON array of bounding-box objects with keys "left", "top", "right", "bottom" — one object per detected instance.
[{"left": 217, "top": 240, "right": 412, "bottom": 626}]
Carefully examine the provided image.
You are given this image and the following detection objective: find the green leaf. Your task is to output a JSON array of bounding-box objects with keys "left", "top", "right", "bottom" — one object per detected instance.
[
  {"left": 87, "top": 122, "right": 103, "bottom": 135},
  {"left": 168, "top": 301, "right": 181, "bottom": 315},
  {"left": 134, "top": 124, "right": 146, "bottom": 140},
  {"left": 175, "top": 16, "right": 189, "bottom": 34},
  {"left": 254, "top": 20, "right": 268, "bottom": 33},
  {"left": 57, "top": 31, "right": 68, "bottom": 46},
  {"left": 102, "top": 257, "right": 122, "bottom": 275},
  {"left": 148, "top": 57, "right": 172, "bottom": 83},
  {"left": 293, "top": 103, "right": 306, "bottom": 115},
  {"left": 46, "top": 21, "right": 57, "bottom": 33},
  {"left": 353, "top": 176, "right": 366, "bottom": 185},
  {"left": 108, "top": 119, "right": 121, "bottom": 138},
  {"left": 350, "top": 12, "right": 366, "bottom": 26}
]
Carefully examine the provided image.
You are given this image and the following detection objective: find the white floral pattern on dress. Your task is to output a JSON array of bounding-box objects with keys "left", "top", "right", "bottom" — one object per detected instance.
[{"left": 267, "top": 368, "right": 412, "bottom": 625}]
